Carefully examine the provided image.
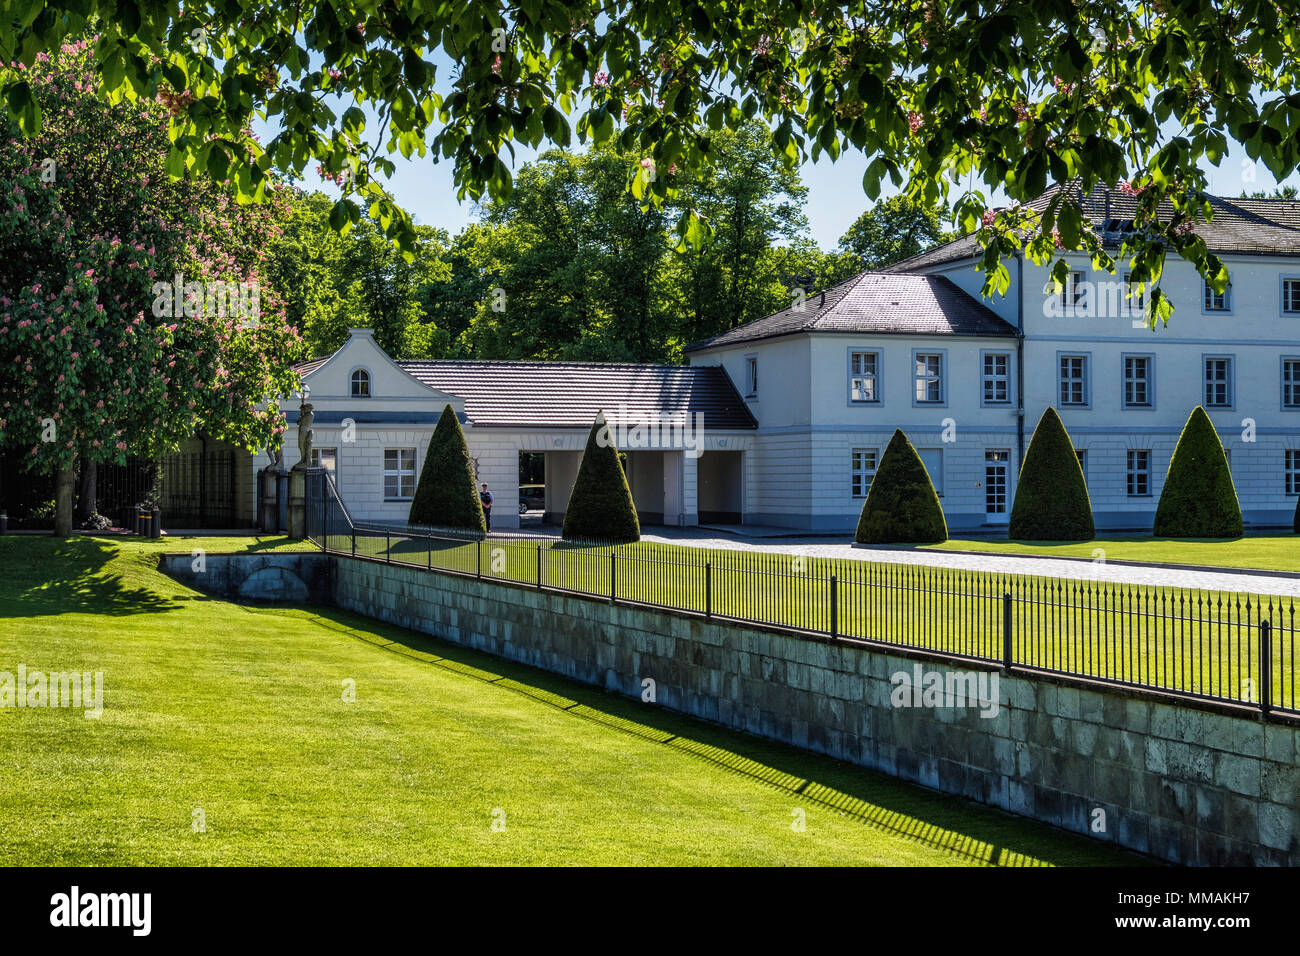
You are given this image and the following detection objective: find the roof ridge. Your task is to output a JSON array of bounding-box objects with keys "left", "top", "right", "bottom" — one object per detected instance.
[{"left": 399, "top": 359, "right": 697, "bottom": 370}]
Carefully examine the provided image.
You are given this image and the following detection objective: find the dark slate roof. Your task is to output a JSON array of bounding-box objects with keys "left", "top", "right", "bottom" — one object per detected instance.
[
  {"left": 396, "top": 360, "right": 758, "bottom": 430},
  {"left": 886, "top": 182, "right": 1300, "bottom": 272},
  {"left": 684, "top": 273, "right": 1018, "bottom": 351}
]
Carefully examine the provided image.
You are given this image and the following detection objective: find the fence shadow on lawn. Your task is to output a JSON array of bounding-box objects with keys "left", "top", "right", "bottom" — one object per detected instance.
[
  {"left": 296, "top": 603, "right": 1148, "bottom": 868},
  {"left": 0, "top": 537, "right": 179, "bottom": 618}
]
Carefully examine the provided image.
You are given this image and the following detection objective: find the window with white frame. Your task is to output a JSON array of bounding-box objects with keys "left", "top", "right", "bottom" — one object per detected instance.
[
  {"left": 849, "top": 351, "right": 880, "bottom": 403},
  {"left": 311, "top": 447, "right": 338, "bottom": 476},
  {"left": 744, "top": 356, "right": 758, "bottom": 398},
  {"left": 1127, "top": 449, "right": 1151, "bottom": 497},
  {"left": 1288, "top": 450, "right": 1300, "bottom": 495},
  {"left": 383, "top": 448, "right": 417, "bottom": 499},
  {"left": 1204, "top": 280, "right": 1230, "bottom": 311},
  {"left": 1204, "top": 356, "right": 1233, "bottom": 407},
  {"left": 1059, "top": 354, "right": 1088, "bottom": 406},
  {"left": 982, "top": 352, "right": 1011, "bottom": 404},
  {"left": 1285, "top": 359, "right": 1300, "bottom": 408},
  {"left": 1123, "top": 355, "right": 1152, "bottom": 408},
  {"left": 851, "top": 448, "right": 877, "bottom": 498},
  {"left": 350, "top": 368, "right": 371, "bottom": 397},
  {"left": 914, "top": 353, "right": 943, "bottom": 403},
  {"left": 1284, "top": 279, "right": 1300, "bottom": 315}
]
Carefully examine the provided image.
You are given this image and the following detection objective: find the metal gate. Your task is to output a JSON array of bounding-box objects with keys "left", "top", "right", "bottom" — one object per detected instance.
[{"left": 160, "top": 450, "right": 239, "bottom": 527}]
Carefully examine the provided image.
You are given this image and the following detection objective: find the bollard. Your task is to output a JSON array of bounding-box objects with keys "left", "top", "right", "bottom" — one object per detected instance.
[
  {"left": 0, "top": 510, "right": 7, "bottom": 535},
  {"left": 150, "top": 506, "right": 162, "bottom": 539}
]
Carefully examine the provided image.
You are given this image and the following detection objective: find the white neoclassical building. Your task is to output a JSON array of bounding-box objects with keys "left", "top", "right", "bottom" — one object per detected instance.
[
  {"left": 687, "top": 184, "right": 1300, "bottom": 531},
  {"left": 246, "top": 184, "right": 1300, "bottom": 534},
  {"left": 250, "top": 327, "right": 758, "bottom": 531}
]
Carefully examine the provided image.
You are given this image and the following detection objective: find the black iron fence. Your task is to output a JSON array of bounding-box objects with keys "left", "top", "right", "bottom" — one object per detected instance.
[
  {"left": 160, "top": 448, "right": 241, "bottom": 527},
  {"left": 305, "top": 478, "right": 1299, "bottom": 718}
]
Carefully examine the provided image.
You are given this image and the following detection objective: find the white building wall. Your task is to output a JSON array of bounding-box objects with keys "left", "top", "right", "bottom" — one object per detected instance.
[{"left": 1019, "top": 253, "right": 1300, "bottom": 527}]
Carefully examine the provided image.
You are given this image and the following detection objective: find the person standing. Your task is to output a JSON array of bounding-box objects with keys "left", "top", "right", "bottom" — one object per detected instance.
[{"left": 479, "top": 483, "right": 493, "bottom": 532}]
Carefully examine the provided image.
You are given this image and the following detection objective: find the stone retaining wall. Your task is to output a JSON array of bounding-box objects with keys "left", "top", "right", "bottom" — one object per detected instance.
[{"left": 325, "top": 555, "right": 1299, "bottom": 864}]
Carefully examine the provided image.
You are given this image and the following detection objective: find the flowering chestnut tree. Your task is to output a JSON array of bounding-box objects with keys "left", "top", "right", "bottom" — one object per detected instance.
[{"left": 0, "top": 41, "right": 302, "bottom": 535}]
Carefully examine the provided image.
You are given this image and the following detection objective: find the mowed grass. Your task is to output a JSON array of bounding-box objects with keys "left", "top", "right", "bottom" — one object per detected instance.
[
  {"left": 925, "top": 534, "right": 1300, "bottom": 574},
  {"left": 0, "top": 535, "right": 1140, "bottom": 866},
  {"left": 339, "top": 529, "right": 1300, "bottom": 710}
]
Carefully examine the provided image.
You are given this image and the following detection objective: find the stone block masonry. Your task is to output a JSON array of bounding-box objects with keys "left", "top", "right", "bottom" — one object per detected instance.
[
  {"left": 160, "top": 552, "right": 332, "bottom": 605},
  {"left": 330, "top": 555, "right": 1298, "bottom": 864}
]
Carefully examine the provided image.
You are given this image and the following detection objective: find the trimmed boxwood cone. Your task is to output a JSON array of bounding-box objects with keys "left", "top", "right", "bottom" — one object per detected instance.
[
  {"left": 1009, "top": 407, "right": 1095, "bottom": 540},
  {"left": 855, "top": 429, "right": 947, "bottom": 544},
  {"left": 408, "top": 404, "right": 486, "bottom": 531},
  {"left": 1152, "top": 406, "right": 1243, "bottom": 538},
  {"left": 562, "top": 412, "right": 640, "bottom": 543}
]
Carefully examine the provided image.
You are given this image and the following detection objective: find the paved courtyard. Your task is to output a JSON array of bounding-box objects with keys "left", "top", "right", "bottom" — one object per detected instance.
[{"left": 637, "top": 528, "right": 1300, "bottom": 599}]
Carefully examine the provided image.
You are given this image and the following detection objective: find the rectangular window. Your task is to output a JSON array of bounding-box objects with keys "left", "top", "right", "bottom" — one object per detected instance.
[
  {"left": 851, "top": 448, "right": 877, "bottom": 498},
  {"left": 849, "top": 351, "right": 880, "bottom": 403},
  {"left": 1061, "top": 270, "right": 1087, "bottom": 311},
  {"left": 1123, "top": 355, "right": 1152, "bottom": 408},
  {"left": 1288, "top": 450, "right": 1300, "bottom": 496},
  {"left": 1075, "top": 449, "right": 1088, "bottom": 481},
  {"left": 311, "top": 447, "right": 338, "bottom": 476},
  {"left": 914, "top": 353, "right": 943, "bottom": 403},
  {"left": 1285, "top": 359, "right": 1300, "bottom": 409},
  {"left": 985, "top": 450, "right": 1009, "bottom": 514},
  {"left": 982, "top": 352, "right": 1011, "bottom": 404},
  {"left": 1204, "top": 356, "right": 1233, "bottom": 408},
  {"left": 1059, "top": 354, "right": 1088, "bottom": 406},
  {"left": 1123, "top": 273, "right": 1146, "bottom": 319},
  {"left": 744, "top": 356, "right": 758, "bottom": 398},
  {"left": 1127, "top": 449, "right": 1151, "bottom": 497},
  {"left": 1285, "top": 279, "right": 1300, "bottom": 315},
  {"left": 1204, "top": 280, "right": 1230, "bottom": 311},
  {"left": 383, "top": 448, "right": 417, "bottom": 499}
]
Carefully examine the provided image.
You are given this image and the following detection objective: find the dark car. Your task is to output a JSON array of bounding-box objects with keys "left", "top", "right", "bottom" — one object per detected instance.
[{"left": 519, "top": 484, "right": 546, "bottom": 514}]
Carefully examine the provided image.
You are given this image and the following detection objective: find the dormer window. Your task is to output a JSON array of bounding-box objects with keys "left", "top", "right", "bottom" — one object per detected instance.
[{"left": 350, "top": 369, "right": 371, "bottom": 398}]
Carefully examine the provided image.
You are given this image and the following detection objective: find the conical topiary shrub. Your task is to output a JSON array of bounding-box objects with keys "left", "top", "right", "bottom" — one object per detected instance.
[
  {"left": 855, "top": 429, "right": 947, "bottom": 544},
  {"left": 1009, "top": 407, "right": 1095, "bottom": 540},
  {"left": 562, "top": 412, "right": 640, "bottom": 543},
  {"left": 1152, "top": 406, "right": 1243, "bottom": 538},
  {"left": 408, "top": 404, "right": 486, "bottom": 531}
]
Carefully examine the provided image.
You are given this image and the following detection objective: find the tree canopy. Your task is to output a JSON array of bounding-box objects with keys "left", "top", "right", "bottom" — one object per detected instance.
[
  {"left": 837, "top": 194, "right": 953, "bottom": 271},
  {"left": 0, "top": 40, "right": 301, "bottom": 534},
  {"left": 2, "top": 3, "right": 1294, "bottom": 326}
]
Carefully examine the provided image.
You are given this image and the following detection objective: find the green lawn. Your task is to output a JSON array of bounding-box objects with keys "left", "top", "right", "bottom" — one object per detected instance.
[
  {"left": 926, "top": 534, "right": 1300, "bottom": 574},
  {"left": 336, "top": 528, "right": 1300, "bottom": 711},
  {"left": 0, "top": 535, "right": 1137, "bottom": 866}
]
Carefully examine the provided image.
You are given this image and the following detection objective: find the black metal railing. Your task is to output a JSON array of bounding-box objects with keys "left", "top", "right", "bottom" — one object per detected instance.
[{"left": 303, "top": 484, "right": 1298, "bottom": 717}]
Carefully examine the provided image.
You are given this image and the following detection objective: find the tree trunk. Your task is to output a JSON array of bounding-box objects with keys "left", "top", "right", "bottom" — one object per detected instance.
[
  {"left": 74, "top": 459, "right": 96, "bottom": 523},
  {"left": 54, "top": 461, "right": 76, "bottom": 537}
]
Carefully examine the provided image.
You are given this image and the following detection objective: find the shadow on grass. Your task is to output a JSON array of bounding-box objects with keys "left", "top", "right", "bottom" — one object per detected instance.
[
  {"left": 0, "top": 537, "right": 177, "bottom": 617},
  {"left": 295, "top": 604, "right": 1151, "bottom": 868}
]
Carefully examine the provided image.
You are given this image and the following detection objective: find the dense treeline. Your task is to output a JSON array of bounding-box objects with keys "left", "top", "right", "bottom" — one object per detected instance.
[{"left": 267, "top": 122, "right": 953, "bottom": 364}]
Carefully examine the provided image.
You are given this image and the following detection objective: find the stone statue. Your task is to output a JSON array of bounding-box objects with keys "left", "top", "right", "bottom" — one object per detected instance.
[
  {"left": 296, "top": 402, "right": 315, "bottom": 468},
  {"left": 266, "top": 442, "right": 285, "bottom": 472}
]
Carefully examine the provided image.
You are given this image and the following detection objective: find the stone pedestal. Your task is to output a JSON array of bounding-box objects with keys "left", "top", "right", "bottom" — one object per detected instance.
[{"left": 287, "top": 466, "right": 308, "bottom": 540}]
